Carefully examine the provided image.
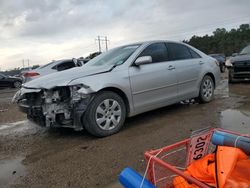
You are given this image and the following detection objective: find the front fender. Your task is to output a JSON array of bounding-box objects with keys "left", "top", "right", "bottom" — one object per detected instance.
[{"left": 67, "top": 69, "right": 135, "bottom": 116}]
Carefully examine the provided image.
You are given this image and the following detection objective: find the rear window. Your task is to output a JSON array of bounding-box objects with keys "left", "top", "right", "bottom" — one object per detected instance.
[
  {"left": 167, "top": 43, "right": 192, "bottom": 60},
  {"left": 55, "top": 61, "right": 76, "bottom": 71},
  {"left": 189, "top": 48, "right": 201, "bottom": 58},
  {"left": 38, "top": 61, "right": 56, "bottom": 69}
]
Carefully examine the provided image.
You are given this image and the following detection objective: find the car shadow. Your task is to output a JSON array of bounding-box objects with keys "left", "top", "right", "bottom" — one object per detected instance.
[{"left": 123, "top": 101, "right": 198, "bottom": 131}]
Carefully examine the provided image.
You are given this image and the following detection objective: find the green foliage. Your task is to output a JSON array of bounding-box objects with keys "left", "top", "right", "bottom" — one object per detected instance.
[{"left": 185, "top": 24, "right": 250, "bottom": 56}]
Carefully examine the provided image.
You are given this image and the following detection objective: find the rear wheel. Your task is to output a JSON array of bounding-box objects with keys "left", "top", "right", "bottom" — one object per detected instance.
[
  {"left": 198, "top": 75, "right": 214, "bottom": 103},
  {"left": 83, "top": 91, "right": 126, "bottom": 137},
  {"left": 13, "top": 81, "right": 22, "bottom": 88}
]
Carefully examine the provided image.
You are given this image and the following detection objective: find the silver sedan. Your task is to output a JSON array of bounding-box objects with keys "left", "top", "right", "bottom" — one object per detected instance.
[{"left": 13, "top": 40, "right": 220, "bottom": 137}]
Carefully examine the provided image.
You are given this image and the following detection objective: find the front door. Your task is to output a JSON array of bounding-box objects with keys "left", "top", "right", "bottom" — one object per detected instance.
[{"left": 129, "top": 43, "right": 178, "bottom": 114}]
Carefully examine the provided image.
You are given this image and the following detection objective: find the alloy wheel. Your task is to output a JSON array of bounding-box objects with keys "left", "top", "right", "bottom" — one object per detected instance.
[
  {"left": 95, "top": 99, "right": 122, "bottom": 130},
  {"left": 202, "top": 78, "right": 213, "bottom": 100}
]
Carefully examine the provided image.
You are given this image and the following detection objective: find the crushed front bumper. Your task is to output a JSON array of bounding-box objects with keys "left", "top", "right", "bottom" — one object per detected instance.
[{"left": 13, "top": 86, "right": 93, "bottom": 130}]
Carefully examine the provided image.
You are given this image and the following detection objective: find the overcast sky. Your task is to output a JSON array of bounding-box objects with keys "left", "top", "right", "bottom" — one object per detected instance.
[{"left": 0, "top": 0, "right": 250, "bottom": 70}]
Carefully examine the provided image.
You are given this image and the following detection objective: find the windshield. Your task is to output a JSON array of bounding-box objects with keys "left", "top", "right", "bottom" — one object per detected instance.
[
  {"left": 240, "top": 45, "right": 250, "bottom": 55},
  {"left": 85, "top": 44, "right": 140, "bottom": 67}
]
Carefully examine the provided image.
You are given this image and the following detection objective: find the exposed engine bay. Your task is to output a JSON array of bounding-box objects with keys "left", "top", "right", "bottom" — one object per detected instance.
[{"left": 13, "top": 85, "right": 93, "bottom": 130}]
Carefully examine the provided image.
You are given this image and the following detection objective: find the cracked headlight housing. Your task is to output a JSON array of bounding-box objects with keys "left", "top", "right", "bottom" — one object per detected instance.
[{"left": 71, "top": 84, "right": 90, "bottom": 101}]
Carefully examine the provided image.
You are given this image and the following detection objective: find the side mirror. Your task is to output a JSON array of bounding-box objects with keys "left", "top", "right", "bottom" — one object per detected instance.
[
  {"left": 134, "top": 56, "right": 152, "bottom": 66},
  {"left": 232, "top": 53, "right": 238, "bottom": 57}
]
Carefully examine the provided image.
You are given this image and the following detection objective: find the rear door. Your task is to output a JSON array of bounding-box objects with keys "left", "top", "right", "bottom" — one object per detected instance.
[
  {"left": 166, "top": 42, "right": 203, "bottom": 100},
  {"left": 129, "top": 42, "right": 178, "bottom": 114}
]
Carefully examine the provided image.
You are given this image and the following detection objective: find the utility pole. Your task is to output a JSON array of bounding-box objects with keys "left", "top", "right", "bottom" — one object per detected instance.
[
  {"left": 104, "top": 36, "right": 109, "bottom": 51},
  {"left": 96, "top": 36, "right": 101, "bottom": 52},
  {"left": 27, "top": 59, "right": 30, "bottom": 67},
  {"left": 95, "top": 36, "right": 109, "bottom": 52},
  {"left": 22, "top": 59, "right": 25, "bottom": 68}
]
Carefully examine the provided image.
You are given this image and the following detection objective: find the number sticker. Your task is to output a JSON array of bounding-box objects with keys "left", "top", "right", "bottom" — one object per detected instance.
[{"left": 186, "top": 130, "right": 212, "bottom": 166}]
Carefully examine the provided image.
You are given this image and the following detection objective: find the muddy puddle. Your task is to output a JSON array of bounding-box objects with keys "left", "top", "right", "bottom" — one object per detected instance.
[
  {"left": 220, "top": 101, "right": 250, "bottom": 134},
  {"left": 214, "top": 79, "right": 229, "bottom": 98},
  {"left": 0, "top": 157, "right": 26, "bottom": 188}
]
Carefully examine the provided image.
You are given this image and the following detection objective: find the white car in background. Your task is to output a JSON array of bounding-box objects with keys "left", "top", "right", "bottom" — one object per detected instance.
[{"left": 22, "top": 58, "right": 85, "bottom": 82}]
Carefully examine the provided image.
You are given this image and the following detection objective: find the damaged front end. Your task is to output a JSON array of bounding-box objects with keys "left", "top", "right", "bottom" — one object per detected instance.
[{"left": 13, "top": 85, "right": 93, "bottom": 130}]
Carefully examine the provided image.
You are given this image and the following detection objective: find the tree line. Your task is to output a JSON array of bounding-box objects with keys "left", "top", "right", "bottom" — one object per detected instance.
[{"left": 184, "top": 23, "right": 250, "bottom": 56}]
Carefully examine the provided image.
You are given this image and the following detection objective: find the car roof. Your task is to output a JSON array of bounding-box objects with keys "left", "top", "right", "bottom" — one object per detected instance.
[
  {"left": 121, "top": 40, "right": 184, "bottom": 46},
  {"left": 115, "top": 40, "right": 187, "bottom": 50}
]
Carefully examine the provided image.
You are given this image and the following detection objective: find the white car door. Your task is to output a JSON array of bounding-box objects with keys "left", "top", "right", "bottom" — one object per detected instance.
[
  {"left": 129, "top": 42, "right": 178, "bottom": 114},
  {"left": 166, "top": 42, "right": 202, "bottom": 100}
]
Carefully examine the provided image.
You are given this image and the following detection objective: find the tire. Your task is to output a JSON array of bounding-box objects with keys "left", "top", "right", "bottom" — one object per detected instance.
[
  {"left": 83, "top": 91, "right": 126, "bottom": 137},
  {"left": 198, "top": 75, "right": 214, "bottom": 103},
  {"left": 220, "top": 64, "right": 226, "bottom": 73},
  {"left": 13, "top": 81, "right": 22, "bottom": 88}
]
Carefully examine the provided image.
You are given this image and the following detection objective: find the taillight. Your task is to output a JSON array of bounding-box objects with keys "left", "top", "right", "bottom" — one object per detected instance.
[{"left": 23, "top": 72, "right": 40, "bottom": 77}]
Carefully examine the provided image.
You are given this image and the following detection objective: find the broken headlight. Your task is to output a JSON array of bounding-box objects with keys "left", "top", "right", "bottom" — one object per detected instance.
[{"left": 71, "top": 84, "right": 90, "bottom": 101}]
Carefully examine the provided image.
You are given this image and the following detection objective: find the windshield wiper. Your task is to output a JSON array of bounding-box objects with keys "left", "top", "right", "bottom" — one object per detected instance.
[{"left": 109, "top": 62, "right": 124, "bottom": 71}]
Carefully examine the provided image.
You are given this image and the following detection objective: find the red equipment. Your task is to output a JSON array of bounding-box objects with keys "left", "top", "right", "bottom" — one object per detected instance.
[{"left": 144, "top": 128, "right": 249, "bottom": 188}]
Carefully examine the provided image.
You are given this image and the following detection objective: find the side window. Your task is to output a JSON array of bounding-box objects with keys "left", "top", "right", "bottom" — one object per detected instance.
[
  {"left": 189, "top": 48, "right": 201, "bottom": 59},
  {"left": 56, "top": 61, "right": 76, "bottom": 71},
  {"left": 167, "top": 43, "right": 192, "bottom": 61},
  {"left": 139, "top": 43, "right": 168, "bottom": 63}
]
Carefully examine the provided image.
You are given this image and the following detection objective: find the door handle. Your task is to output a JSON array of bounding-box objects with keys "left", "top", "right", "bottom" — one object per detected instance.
[
  {"left": 199, "top": 61, "right": 204, "bottom": 65},
  {"left": 168, "top": 65, "right": 175, "bottom": 70}
]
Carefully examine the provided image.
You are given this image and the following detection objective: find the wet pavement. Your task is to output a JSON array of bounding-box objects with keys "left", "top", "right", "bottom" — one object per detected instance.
[
  {"left": 0, "top": 75, "right": 250, "bottom": 188},
  {"left": 0, "top": 157, "right": 26, "bottom": 188}
]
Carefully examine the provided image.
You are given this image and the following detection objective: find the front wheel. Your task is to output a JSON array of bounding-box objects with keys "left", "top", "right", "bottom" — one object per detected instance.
[
  {"left": 198, "top": 75, "right": 214, "bottom": 103},
  {"left": 83, "top": 91, "right": 126, "bottom": 137}
]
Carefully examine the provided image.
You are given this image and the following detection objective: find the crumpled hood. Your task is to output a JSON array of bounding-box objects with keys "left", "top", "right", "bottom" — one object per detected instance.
[
  {"left": 231, "top": 54, "right": 250, "bottom": 62},
  {"left": 23, "top": 65, "right": 112, "bottom": 89}
]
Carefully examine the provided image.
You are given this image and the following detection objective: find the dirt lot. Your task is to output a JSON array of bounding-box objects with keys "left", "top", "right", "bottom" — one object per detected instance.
[{"left": 0, "top": 73, "right": 250, "bottom": 188}]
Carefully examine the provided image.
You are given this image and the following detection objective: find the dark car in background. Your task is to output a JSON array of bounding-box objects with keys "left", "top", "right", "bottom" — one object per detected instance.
[
  {"left": 226, "top": 44, "right": 250, "bottom": 83},
  {"left": 209, "top": 54, "right": 226, "bottom": 73},
  {"left": 0, "top": 73, "right": 22, "bottom": 88}
]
